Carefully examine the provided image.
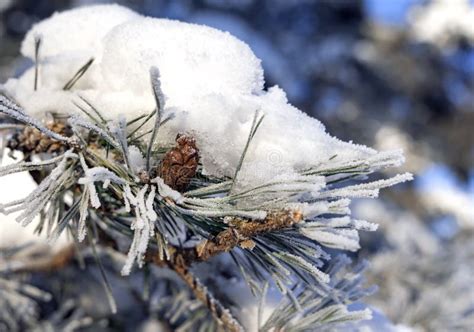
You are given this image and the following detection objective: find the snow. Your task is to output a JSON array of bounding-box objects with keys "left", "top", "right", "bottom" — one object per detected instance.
[
  {"left": 100, "top": 17, "right": 263, "bottom": 99},
  {"left": 409, "top": 0, "right": 474, "bottom": 47},
  {"left": 21, "top": 4, "right": 140, "bottom": 60},
  {"left": 128, "top": 146, "right": 146, "bottom": 174},
  {"left": 1, "top": 4, "right": 402, "bottom": 188},
  {"left": 152, "top": 177, "right": 184, "bottom": 204}
]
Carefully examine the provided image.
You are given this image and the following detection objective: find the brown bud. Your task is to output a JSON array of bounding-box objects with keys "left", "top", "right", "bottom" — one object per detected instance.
[{"left": 159, "top": 134, "right": 199, "bottom": 192}]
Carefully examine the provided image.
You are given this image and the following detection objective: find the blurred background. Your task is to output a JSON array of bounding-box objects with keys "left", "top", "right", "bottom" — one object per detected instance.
[{"left": 1, "top": 0, "right": 473, "bottom": 331}]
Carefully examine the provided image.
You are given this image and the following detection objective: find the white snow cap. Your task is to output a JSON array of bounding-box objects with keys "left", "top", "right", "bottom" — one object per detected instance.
[
  {"left": 2, "top": 4, "right": 383, "bottom": 185},
  {"left": 21, "top": 4, "right": 141, "bottom": 60},
  {"left": 101, "top": 17, "right": 264, "bottom": 98}
]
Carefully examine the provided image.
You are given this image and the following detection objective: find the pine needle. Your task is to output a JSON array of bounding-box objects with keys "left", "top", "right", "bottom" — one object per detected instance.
[
  {"left": 130, "top": 114, "right": 174, "bottom": 141},
  {"left": 146, "top": 67, "right": 165, "bottom": 172},
  {"left": 77, "top": 95, "right": 107, "bottom": 124},
  {"left": 0, "top": 95, "right": 72, "bottom": 143},
  {"left": 63, "top": 58, "right": 94, "bottom": 91},
  {"left": 258, "top": 282, "right": 269, "bottom": 329},
  {"left": 230, "top": 110, "right": 265, "bottom": 193},
  {"left": 127, "top": 109, "right": 157, "bottom": 139},
  {"left": 34, "top": 35, "right": 42, "bottom": 91},
  {"left": 86, "top": 230, "right": 118, "bottom": 314}
]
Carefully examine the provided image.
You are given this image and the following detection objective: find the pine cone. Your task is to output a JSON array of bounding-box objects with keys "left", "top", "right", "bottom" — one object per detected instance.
[
  {"left": 7, "top": 121, "right": 72, "bottom": 154},
  {"left": 159, "top": 134, "right": 199, "bottom": 192}
]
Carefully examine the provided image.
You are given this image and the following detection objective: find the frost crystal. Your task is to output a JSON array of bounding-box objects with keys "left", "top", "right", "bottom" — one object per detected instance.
[
  {"left": 121, "top": 184, "right": 157, "bottom": 275},
  {"left": 78, "top": 154, "right": 126, "bottom": 209},
  {"left": 0, "top": 150, "right": 77, "bottom": 227},
  {"left": 152, "top": 177, "right": 184, "bottom": 204}
]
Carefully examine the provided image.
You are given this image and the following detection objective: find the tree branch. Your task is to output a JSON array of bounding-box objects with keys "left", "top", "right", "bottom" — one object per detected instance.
[
  {"left": 6, "top": 210, "right": 303, "bottom": 331},
  {"left": 147, "top": 209, "right": 303, "bottom": 331},
  {"left": 168, "top": 253, "right": 244, "bottom": 332}
]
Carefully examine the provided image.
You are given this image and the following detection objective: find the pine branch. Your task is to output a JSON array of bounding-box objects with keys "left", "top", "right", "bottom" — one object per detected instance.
[
  {"left": 145, "top": 209, "right": 303, "bottom": 270},
  {"left": 142, "top": 210, "right": 303, "bottom": 330},
  {"left": 194, "top": 209, "right": 303, "bottom": 261},
  {"left": 0, "top": 96, "right": 75, "bottom": 145},
  {"left": 260, "top": 256, "right": 375, "bottom": 332},
  {"left": 167, "top": 253, "right": 244, "bottom": 332},
  {"left": 0, "top": 63, "right": 411, "bottom": 330}
]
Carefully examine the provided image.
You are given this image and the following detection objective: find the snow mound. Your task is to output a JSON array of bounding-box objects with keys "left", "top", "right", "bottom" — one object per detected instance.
[
  {"left": 101, "top": 17, "right": 264, "bottom": 99},
  {"left": 2, "top": 4, "right": 384, "bottom": 185}
]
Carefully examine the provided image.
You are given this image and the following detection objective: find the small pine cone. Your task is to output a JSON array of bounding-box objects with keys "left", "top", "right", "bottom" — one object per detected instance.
[
  {"left": 8, "top": 121, "right": 72, "bottom": 154},
  {"left": 159, "top": 134, "right": 199, "bottom": 192},
  {"left": 18, "top": 126, "right": 42, "bottom": 151}
]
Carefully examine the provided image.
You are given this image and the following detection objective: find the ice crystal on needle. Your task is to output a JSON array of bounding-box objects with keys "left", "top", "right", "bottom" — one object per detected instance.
[{"left": 121, "top": 184, "right": 157, "bottom": 276}]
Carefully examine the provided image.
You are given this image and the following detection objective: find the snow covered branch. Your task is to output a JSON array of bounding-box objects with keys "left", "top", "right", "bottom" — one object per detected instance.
[{"left": 0, "top": 4, "right": 413, "bottom": 330}]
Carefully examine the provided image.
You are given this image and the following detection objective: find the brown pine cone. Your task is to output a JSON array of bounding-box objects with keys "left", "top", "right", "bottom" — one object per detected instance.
[
  {"left": 159, "top": 134, "right": 199, "bottom": 192},
  {"left": 7, "top": 121, "right": 72, "bottom": 154}
]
